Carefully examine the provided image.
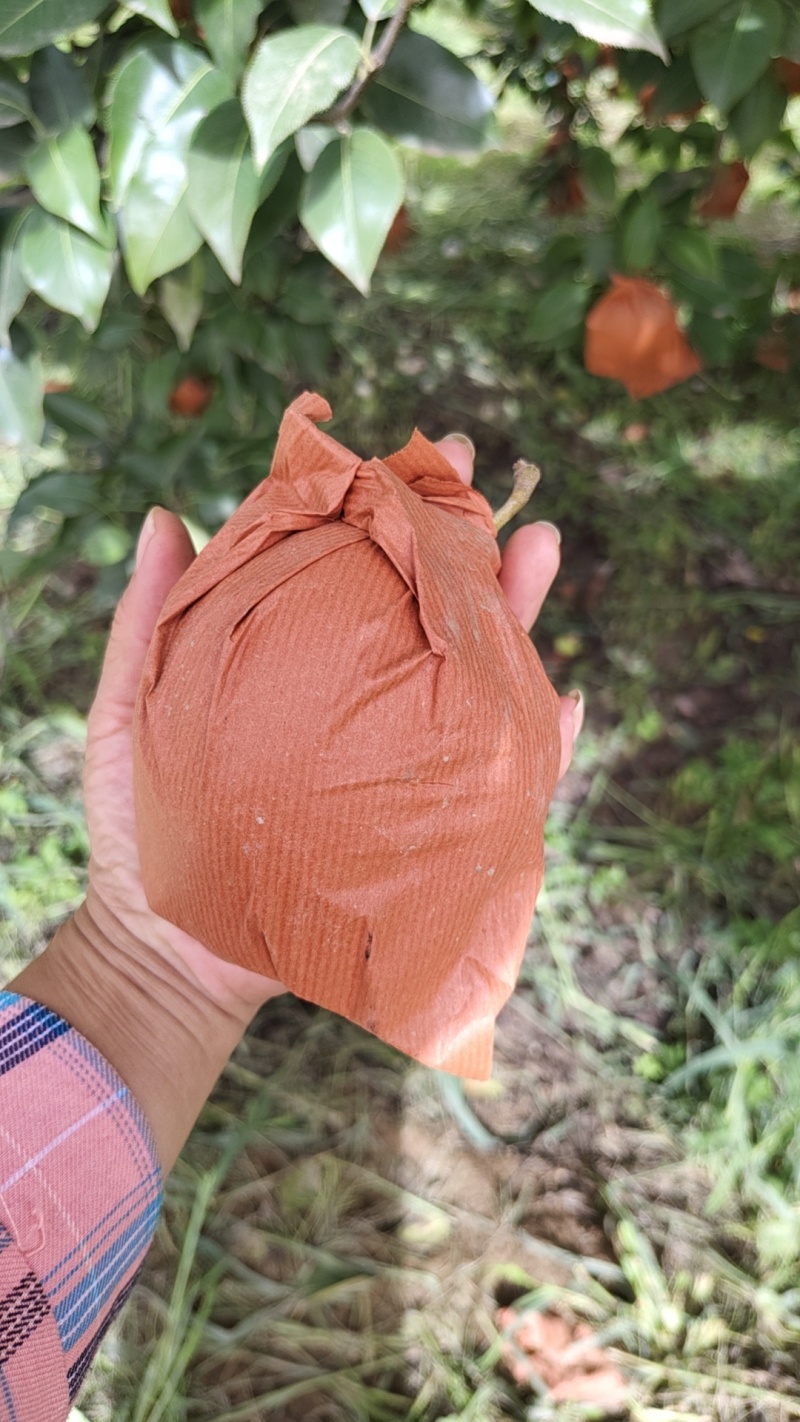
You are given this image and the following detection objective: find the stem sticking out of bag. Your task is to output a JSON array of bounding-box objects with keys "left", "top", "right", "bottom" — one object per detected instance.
[{"left": 492, "top": 460, "right": 541, "bottom": 532}]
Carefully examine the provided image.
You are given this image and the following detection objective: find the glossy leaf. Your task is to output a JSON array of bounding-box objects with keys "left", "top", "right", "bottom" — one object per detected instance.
[
  {"left": 0, "top": 208, "right": 30, "bottom": 344},
  {"left": 529, "top": 0, "right": 666, "bottom": 60},
  {"left": 295, "top": 123, "right": 337, "bottom": 172},
  {"left": 25, "top": 126, "right": 106, "bottom": 243},
  {"left": 187, "top": 99, "right": 288, "bottom": 283},
  {"left": 20, "top": 208, "right": 113, "bottom": 331},
  {"left": 242, "top": 25, "right": 360, "bottom": 171},
  {"left": 691, "top": 0, "right": 784, "bottom": 113},
  {"left": 0, "top": 0, "right": 107, "bottom": 56},
  {"left": 362, "top": 31, "right": 497, "bottom": 153},
  {"left": 654, "top": 0, "right": 733, "bottom": 41},
  {"left": 107, "top": 39, "right": 230, "bottom": 293},
  {"left": 300, "top": 128, "right": 403, "bottom": 295},
  {"left": 0, "top": 60, "right": 29, "bottom": 127},
  {"left": 194, "top": 0, "right": 261, "bottom": 83},
  {"left": 527, "top": 279, "right": 589, "bottom": 345},
  {"left": 0, "top": 340, "right": 43, "bottom": 446},
  {"left": 159, "top": 256, "right": 203, "bottom": 351},
  {"left": 28, "top": 46, "right": 96, "bottom": 133},
  {"left": 126, "top": 0, "right": 179, "bottom": 35},
  {"left": 729, "top": 70, "right": 787, "bottom": 155}
]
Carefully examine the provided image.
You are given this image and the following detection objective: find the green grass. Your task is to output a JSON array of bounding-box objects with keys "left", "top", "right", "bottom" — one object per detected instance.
[{"left": 3, "top": 90, "right": 800, "bottom": 1422}]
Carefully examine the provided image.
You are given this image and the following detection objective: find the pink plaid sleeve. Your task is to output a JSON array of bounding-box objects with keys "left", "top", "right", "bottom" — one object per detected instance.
[{"left": 0, "top": 990, "right": 163, "bottom": 1422}]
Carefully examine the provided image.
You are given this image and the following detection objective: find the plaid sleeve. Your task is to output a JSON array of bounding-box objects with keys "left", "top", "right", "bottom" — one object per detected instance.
[{"left": 0, "top": 990, "right": 163, "bottom": 1422}]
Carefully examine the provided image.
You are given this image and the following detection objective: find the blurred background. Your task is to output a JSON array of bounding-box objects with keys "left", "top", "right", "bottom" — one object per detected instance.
[{"left": 1, "top": 0, "right": 799, "bottom": 1416}]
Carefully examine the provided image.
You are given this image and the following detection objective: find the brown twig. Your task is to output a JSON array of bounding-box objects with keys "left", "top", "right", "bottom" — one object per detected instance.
[
  {"left": 323, "top": 0, "right": 416, "bottom": 126},
  {"left": 492, "top": 460, "right": 541, "bottom": 532}
]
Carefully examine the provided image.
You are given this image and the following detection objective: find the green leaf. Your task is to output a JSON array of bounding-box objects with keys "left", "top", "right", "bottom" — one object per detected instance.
[
  {"left": 728, "top": 69, "right": 787, "bottom": 155},
  {"left": 528, "top": 0, "right": 667, "bottom": 60},
  {"left": 11, "top": 468, "right": 101, "bottom": 517},
  {"left": 665, "top": 226, "right": 720, "bottom": 281},
  {"left": 527, "top": 279, "right": 589, "bottom": 345},
  {"left": 25, "top": 126, "right": 106, "bottom": 243},
  {"left": 783, "top": 10, "right": 800, "bottom": 61},
  {"left": 620, "top": 194, "right": 661, "bottom": 270},
  {"left": 187, "top": 99, "right": 288, "bottom": 283},
  {"left": 580, "top": 145, "right": 616, "bottom": 204},
  {"left": 0, "top": 124, "right": 34, "bottom": 182},
  {"left": 0, "top": 207, "right": 30, "bottom": 343},
  {"left": 642, "top": 53, "right": 704, "bottom": 119},
  {"left": 300, "top": 127, "right": 403, "bottom": 295},
  {"left": 0, "top": 339, "right": 43, "bottom": 445},
  {"left": 288, "top": 0, "right": 348, "bottom": 21},
  {"left": 125, "top": 0, "right": 179, "bottom": 35},
  {"left": 19, "top": 208, "right": 113, "bottom": 331},
  {"left": 28, "top": 46, "right": 96, "bottom": 133},
  {"left": 107, "top": 39, "right": 231, "bottom": 293},
  {"left": 357, "top": 0, "right": 399, "bottom": 16},
  {"left": 295, "top": 122, "right": 337, "bottom": 172},
  {"left": 43, "top": 390, "right": 109, "bottom": 439},
  {"left": 242, "top": 25, "right": 360, "bottom": 172},
  {"left": 158, "top": 255, "right": 203, "bottom": 350},
  {"left": 654, "top": 0, "right": 733, "bottom": 42},
  {"left": 194, "top": 0, "right": 261, "bottom": 84},
  {"left": 690, "top": 0, "right": 784, "bottom": 114},
  {"left": 0, "top": 0, "right": 107, "bottom": 57},
  {"left": 362, "top": 31, "right": 497, "bottom": 154},
  {"left": 0, "top": 60, "right": 30, "bottom": 127}
]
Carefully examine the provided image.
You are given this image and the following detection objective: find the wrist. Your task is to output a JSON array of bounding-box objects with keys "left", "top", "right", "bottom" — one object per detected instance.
[{"left": 8, "top": 897, "right": 257, "bottom": 1173}]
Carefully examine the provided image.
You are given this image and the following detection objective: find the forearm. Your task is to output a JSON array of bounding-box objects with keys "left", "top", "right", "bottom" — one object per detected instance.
[
  {"left": 9, "top": 896, "right": 257, "bottom": 1175},
  {"left": 0, "top": 988, "right": 163, "bottom": 1422}
]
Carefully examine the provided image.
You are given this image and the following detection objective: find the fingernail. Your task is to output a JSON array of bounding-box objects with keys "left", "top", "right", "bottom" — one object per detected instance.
[
  {"left": 535, "top": 520, "right": 561, "bottom": 545},
  {"left": 568, "top": 688, "right": 584, "bottom": 733},
  {"left": 135, "top": 508, "right": 157, "bottom": 570},
  {"left": 442, "top": 432, "right": 476, "bottom": 460}
]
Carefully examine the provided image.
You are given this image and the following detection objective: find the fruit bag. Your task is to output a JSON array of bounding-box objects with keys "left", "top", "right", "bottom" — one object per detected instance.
[{"left": 133, "top": 393, "right": 561, "bottom": 1078}]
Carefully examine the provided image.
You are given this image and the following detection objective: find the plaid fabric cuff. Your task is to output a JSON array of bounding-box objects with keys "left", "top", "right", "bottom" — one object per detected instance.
[{"left": 0, "top": 990, "right": 163, "bottom": 1422}]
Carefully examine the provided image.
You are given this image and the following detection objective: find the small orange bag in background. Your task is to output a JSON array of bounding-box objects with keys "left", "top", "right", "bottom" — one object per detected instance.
[
  {"left": 133, "top": 393, "right": 561, "bottom": 1079},
  {"left": 584, "top": 274, "right": 703, "bottom": 398}
]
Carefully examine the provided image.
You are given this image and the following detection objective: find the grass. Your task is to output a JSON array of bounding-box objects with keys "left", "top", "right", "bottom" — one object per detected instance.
[{"left": 2, "top": 85, "right": 800, "bottom": 1422}]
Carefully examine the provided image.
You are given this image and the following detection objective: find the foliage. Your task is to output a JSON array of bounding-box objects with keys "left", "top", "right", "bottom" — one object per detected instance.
[{"left": 1, "top": 0, "right": 799, "bottom": 591}]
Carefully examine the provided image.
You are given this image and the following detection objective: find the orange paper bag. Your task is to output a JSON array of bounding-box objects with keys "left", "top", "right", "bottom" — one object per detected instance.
[
  {"left": 584, "top": 274, "right": 703, "bottom": 398},
  {"left": 133, "top": 393, "right": 561, "bottom": 1078}
]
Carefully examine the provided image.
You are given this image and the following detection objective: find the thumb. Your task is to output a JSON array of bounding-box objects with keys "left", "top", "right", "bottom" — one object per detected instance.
[{"left": 90, "top": 509, "right": 195, "bottom": 733}]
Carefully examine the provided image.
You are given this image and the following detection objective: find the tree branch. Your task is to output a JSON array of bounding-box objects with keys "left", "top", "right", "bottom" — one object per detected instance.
[{"left": 323, "top": 0, "right": 416, "bottom": 126}]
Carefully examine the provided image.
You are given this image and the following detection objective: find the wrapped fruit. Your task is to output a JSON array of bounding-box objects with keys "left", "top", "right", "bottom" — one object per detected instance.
[
  {"left": 695, "top": 161, "right": 749, "bottom": 220},
  {"left": 133, "top": 393, "right": 561, "bottom": 1078},
  {"left": 584, "top": 275, "right": 703, "bottom": 398}
]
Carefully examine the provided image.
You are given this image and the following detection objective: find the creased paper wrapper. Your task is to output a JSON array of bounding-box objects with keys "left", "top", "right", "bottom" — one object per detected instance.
[
  {"left": 133, "top": 393, "right": 561, "bottom": 1078},
  {"left": 585, "top": 274, "right": 703, "bottom": 399}
]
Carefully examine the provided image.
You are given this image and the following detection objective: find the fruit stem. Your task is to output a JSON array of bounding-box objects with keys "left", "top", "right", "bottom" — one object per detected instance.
[{"left": 492, "top": 460, "right": 541, "bottom": 532}]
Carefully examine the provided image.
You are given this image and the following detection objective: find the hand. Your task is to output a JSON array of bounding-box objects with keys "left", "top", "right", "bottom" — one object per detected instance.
[{"left": 10, "top": 428, "right": 581, "bottom": 1171}]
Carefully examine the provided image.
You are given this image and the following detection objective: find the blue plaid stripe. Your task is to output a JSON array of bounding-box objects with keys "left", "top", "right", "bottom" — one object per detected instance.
[
  {"left": 42, "top": 1170, "right": 161, "bottom": 1290},
  {"left": 66, "top": 1273, "right": 139, "bottom": 1402},
  {"left": 0, "top": 1363, "right": 18, "bottom": 1422},
  {"left": 55, "top": 1194, "right": 162, "bottom": 1351},
  {"left": 0, "top": 1004, "right": 70, "bottom": 1079}
]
